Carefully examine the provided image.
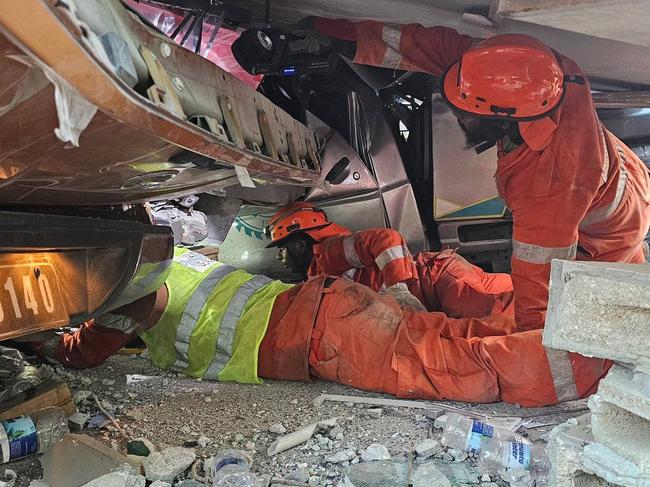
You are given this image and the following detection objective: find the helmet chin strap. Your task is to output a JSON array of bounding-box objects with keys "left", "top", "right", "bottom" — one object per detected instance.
[{"left": 474, "top": 140, "right": 497, "bottom": 154}]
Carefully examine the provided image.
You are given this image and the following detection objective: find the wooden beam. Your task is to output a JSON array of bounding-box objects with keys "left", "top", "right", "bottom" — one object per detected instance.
[{"left": 0, "top": 381, "right": 76, "bottom": 420}]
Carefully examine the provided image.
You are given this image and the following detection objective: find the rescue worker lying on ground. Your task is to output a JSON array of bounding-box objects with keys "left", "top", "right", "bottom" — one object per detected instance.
[
  {"left": 234, "top": 22, "right": 650, "bottom": 332},
  {"left": 265, "top": 202, "right": 513, "bottom": 318},
  {"left": 37, "top": 249, "right": 610, "bottom": 408}
]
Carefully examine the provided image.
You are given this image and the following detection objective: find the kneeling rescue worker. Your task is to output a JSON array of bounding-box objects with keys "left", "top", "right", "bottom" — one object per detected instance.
[
  {"left": 234, "top": 19, "right": 650, "bottom": 332},
  {"left": 38, "top": 249, "right": 610, "bottom": 407},
  {"left": 265, "top": 201, "right": 514, "bottom": 319}
]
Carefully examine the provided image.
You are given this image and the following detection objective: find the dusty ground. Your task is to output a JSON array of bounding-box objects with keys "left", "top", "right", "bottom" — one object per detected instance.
[{"left": 10, "top": 353, "right": 589, "bottom": 486}]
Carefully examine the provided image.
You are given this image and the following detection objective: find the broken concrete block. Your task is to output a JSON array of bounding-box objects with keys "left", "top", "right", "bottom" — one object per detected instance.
[
  {"left": 81, "top": 471, "right": 145, "bottom": 487},
  {"left": 339, "top": 460, "right": 409, "bottom": 486},
  {"left": 582, "top": 442, "right": 650, "bottom": 487},
  {"left": 415, "top": 439, "right": 443, "bottom": 459},
  {"left": 546, "top": 414, "right": 609, "bottom": 487},
  {"left": 412, "top": 462, "right": 452, "bottom": 487},
  {"left": 366, "top": 408, "right": 383, "bottom": 419},
  {"left": 326, "top": 449, "right": 357, "bottom": 464},
  {"left": 543, "top": 260, "right": 650, "bottom": 366},
  {"left": 361, "top": 444, "right": 391, "bottom": 462},
  {"left": 149, "top": 481, "right": 172, "bottom": 487},
  {"left": 142, "top": 447, "right": 196, "bottom": 483},
  {"left": 589, "top": 395, "right": 650, "bottom": 468},
  {"left": 596, "top": 366, "right": 650, "bottom": 421},
  {"left": 41, "top": 434, "right": 139, "bottom": 487},
  {"left": 67, "top": 412, "right": 90, "bottom": 431}
]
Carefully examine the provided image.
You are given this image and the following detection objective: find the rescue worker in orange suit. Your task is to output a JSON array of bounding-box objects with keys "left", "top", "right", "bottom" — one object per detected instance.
[
  {"left": 36, "top": 249, "right": 610, "bottom": 407},
  {"left": 233, "top": 23, "right": 650, "bottom": 331},
  {"left": 265, "top": 201, "right": 514, "bottom": 319}
]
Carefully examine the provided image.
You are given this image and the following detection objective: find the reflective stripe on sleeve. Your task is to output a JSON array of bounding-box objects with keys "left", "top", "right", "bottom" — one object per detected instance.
[
  {"left": 545, "top": 348, "right": 579, "bottom": 403},
  {"left": 598, "top": 124, "right": 610, "bottom": 185},
  {"left": 343, "top": 235, "right": 363, "bottom": 268},
  {"left": 375, "top": 245, "right": 407, "bottom": 270},
  {"left": 380, "top": 24, "right": 403, "bottom": 68},
  {"left": 203, "top": 275, "right": 273, "bottom": 379},
  {"left": 512, "top": 240, "right": 577, "bottom": 265},
  {"left": 173, "top": 265, "right": 237, "bottom": 369},
  {"left": 580, "top": 166, "right": 628, "bottom": 229}
]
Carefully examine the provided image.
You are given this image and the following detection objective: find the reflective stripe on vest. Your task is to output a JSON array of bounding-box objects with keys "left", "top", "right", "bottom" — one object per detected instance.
[
  {"left": 203, "top": 275, "right": 273, "bottom": 380},
  {"left": 512, "top": 240, "right": 577, "bottom": 265},
  {"left": 544, "top": 348, "right": 579, "bottom": 402},
  {"left": 173, "top": 264, "right": 237, "bottom": 369},
  {"left": 375, "top": 245, "right": 407, "bottom": 270}
]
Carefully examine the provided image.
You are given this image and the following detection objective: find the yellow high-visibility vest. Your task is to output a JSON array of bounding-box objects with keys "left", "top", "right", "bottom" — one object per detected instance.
[{"left": 141, "top": 248, "right": 293, "bottom": 383}]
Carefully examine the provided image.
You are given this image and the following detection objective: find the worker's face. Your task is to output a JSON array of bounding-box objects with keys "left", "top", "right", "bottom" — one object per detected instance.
[
  {"left": 277, "top": 234, "right": 314, "bottom": 278},
  {"left": 455, "top": 113, "right": 511, "bottom": 151}
]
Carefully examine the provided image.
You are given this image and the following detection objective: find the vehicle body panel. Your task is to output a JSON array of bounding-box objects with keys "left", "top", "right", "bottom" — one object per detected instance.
[
  {"left": 0, "top": 0, "right": 321, "bottom": 206},
  {"left": 0, "top": 211, "right": 172, "bottom": 340}
]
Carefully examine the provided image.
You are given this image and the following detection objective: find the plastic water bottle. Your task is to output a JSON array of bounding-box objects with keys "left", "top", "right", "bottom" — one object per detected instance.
[
  {"left": 478, "top": 439, "right": 550, "bottom": 485},
  {"left": 0, "top": 407, "right": 69, "bottom": 464},
  {"left": 439, "top": 413, "right": 529, "bottom": 453},
  {"left": 212, "top": 450, "right": 261, "bottom": 487}
]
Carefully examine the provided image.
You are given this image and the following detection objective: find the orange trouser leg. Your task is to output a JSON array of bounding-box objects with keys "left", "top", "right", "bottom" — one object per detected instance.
[
  {"left": 55, "top": 320, "right": 140, "bottom": 369},
  {"left": 309, "top": 280, "right": 610, "bottom": 407},
  {"left": 415, "top": 251, "right": 514, "bottom": 318}
]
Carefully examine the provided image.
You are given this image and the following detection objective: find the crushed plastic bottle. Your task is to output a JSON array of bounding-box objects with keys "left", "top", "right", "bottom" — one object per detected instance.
[
  {"left": 440, "top": 413, "right": 529, "bottom": 453},
  {"left": 478, "top": 439, "right": 550, "bottom": 487},
  {"left": 0, "top": 407, "right": 69, "bottom": 464},
  {"left": 0, "top": 346, "right": 41, "bottom": 403},
  {"left": 212, "top": 450, "right": 261, "bottom": 487}
]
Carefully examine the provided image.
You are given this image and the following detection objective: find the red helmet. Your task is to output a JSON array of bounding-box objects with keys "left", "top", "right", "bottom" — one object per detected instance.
[
  {"left": 441, "top": 34, "right": 584, "bottom": 121},
  {"left": 265, "top": 202, "right": 349, "bottom": 248}
]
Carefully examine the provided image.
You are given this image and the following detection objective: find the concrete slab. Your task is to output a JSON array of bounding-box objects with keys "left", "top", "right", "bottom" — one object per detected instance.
[
  {"left": 596, "top": 366, "right": 650, "bottom": 421},
  {"left": 583, "top": 442, "right": 650, "bottom": 487},
  {"left": 547, "top": 414, "right": 593, "bottom": 487},
  {"left": 543, "top": 260, "right": 650, "bottom": 366},
  {"left": 41, "top": 434, "right": 139, "bottom": 487},
  {"left": 589, "top": 395, "right": 650, "bottom": 468}
]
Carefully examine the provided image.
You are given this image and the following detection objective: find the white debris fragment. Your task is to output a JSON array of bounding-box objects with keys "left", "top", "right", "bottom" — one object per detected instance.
[
  {"left": 0, "top": 470, "right": 16, "bottom": 487},
  {"left": 142, "top": 447, "right": 196, "bottom": 483},
  {"left": 415, "top": 439, "right": 443, "bottom": 459},
  {"left": 361, "top": 444, "right": 391, "bottom": 462},
  {"left": 448, "top": 448, "right": 468, "bottom": 462},
  {"left": 326, "top": 449, "right": 357, "bottom": 464},
  {"left": 267, "top": 417, "right": 337, "bottom": 456},
  {"left": 81, "top": 471, "right": 145, "bottom": 487},
  {"left": 197, "top": 436, "right": 211, "bottom": 448},
  {"left": 366, "top": 408, "right": 383, "bottom": 419},
  {"left": 269, "top": 423, "right": 287, "bottom": 434}
]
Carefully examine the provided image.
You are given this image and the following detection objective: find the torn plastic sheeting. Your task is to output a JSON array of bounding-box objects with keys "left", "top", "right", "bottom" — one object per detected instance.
[{"left": 42, "top": 69, "right": 98, "bottom": 147}]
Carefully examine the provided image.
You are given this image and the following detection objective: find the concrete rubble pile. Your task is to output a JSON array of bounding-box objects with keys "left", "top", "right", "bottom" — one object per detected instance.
[{"left": 543, "top": 260, "right": 650, "bottom": 487}]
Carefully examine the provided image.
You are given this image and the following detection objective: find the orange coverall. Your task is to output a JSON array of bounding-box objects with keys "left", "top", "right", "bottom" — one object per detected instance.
[
  {"left": 54, "top": 276, "right": 609, "bottom": 407},
  {"left": 313, "top": 18, "right": 650, "bottom": 331},
  {"left": 310, "top": 227, "right": 514, "bottom": 318}
]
